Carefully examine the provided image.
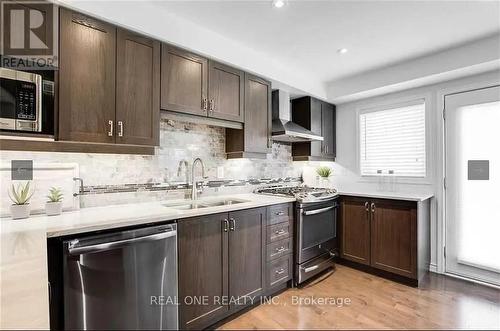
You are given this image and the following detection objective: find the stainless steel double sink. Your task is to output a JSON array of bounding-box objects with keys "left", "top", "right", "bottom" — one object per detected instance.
[{"left": 163, "top": 198, "right": 249, "bottom": 210}]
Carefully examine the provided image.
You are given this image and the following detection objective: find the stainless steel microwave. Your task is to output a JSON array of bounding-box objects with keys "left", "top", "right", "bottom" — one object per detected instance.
[{"left": 0, "top": 67, "right": 42, "bottom": 132}]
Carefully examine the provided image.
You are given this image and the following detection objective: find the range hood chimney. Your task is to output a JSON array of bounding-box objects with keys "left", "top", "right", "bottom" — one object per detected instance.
[{"left": 271, "top": 90, "right": 324, "bottom": 142}]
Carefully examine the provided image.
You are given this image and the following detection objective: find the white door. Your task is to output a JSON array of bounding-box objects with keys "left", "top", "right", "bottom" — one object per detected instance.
[{"left": 445, "top": 85, "right": 500, "bottom": 286}]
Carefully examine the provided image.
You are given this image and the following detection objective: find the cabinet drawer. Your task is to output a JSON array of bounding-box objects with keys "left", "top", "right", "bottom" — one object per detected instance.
[
  {"left": 268, "top": 204, "right": 291, "bottom": 225},
  {"left": 267, "top": 255, "right": 292, "bottom": 288},
  {"left": 266, "top": 238, "right": 292, "bottom": 261},
  {"left": 267, "top": 222, "right": 291, "bottom": 243}
]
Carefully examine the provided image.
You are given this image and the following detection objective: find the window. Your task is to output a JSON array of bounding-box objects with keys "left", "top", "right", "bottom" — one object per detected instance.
[{"left": 359, "top": 100, "right": 426, "bottom": 177}]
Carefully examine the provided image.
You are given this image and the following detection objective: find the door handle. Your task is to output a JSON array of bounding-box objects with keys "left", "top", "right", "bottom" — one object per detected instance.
[
  {"left": 229, "top": 218, "right": 235, "bottom": 231},
  {"left": 108, "top": 120, "right": 113, "bottom": 136},
  {"left": 117, "top": 121, "right": 123, "bottom": 137},
  {"left": 222, "top": 219, "right": 229, "bottom": 232},
  {"left": 365, "top": 201, "right": 369, "bottom": 212},
  {"left": 371, "top": 202, "right": 376, "bottom": 213}
]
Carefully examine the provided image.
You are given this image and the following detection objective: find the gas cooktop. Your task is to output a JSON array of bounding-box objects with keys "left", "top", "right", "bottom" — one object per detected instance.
[{"left": 255, "top": 185, "right": 338, "bottom": 203}]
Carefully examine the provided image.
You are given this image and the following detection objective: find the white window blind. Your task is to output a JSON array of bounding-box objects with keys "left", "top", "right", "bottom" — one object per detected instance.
[{"left": 359, "top": 100, "right": 426, "bottom": 177}]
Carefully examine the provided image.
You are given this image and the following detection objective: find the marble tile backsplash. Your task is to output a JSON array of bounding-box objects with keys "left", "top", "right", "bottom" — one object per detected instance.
[{"left": 1, "top": 113, "right": 304, "bottom": 207}]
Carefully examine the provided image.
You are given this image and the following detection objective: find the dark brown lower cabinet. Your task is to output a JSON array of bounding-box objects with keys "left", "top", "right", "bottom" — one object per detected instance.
[
  {"left": 178, "top": 207, "right": 266, "bottom": 330},
  {"left": 178, "top": 213, "right": 229, "bottom": 330},
  {"left": 370, "top": 199, "right": 417, "bottom": 278},
  {"left": 228, "top": 208, "right": 266, "bottom": 306},
  {"left": 339, "top": 196, "right": 429, "bottom": 286},
  {"left": 340, "top": 197, "right": 371, "bottom": 265}
]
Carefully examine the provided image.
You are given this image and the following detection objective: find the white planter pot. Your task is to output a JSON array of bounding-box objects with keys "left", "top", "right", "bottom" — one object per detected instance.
[
  {"left": 10, "top": 204, "right": 31, "bottom": 220},
  {"left": 45, "top": 201, "right": 63, "bottom": 216}
]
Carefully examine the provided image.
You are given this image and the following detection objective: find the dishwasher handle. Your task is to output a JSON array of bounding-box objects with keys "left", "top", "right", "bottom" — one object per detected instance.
[{"left": 68, "top": 229, "right": 177, "bottom": 255}]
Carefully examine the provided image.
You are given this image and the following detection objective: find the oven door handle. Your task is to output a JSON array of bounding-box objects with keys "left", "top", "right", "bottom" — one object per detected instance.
[
  {"left": 301, "top": 254, "right": 336, "bottom": 273},
  {"left": 302, "top": 205, "right": 335, "bottom": 216}
]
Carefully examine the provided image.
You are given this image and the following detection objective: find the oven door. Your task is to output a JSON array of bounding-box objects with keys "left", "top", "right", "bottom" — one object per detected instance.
[{"left": 297, "top": 200, "right": 338, "bottom": 264}]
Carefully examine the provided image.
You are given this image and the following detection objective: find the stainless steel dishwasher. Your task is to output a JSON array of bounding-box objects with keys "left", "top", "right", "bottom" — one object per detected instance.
[{"left": 62, "top": 223, "right": 178, "bottom": 330}]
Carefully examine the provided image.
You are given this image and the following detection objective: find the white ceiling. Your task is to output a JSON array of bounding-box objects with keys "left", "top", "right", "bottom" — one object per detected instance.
[{"left": 152, "top": 0, "right": 500, "bottom": 84}]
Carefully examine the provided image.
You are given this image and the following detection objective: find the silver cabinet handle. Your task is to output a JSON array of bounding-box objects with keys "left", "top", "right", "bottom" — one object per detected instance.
[
  {"left": 108, "top": 120, "right": 113, "bottom": 136},
  {"left": 68, "top": 229, "right": 176, "bottom": 255},
  {"left": 229, "top": 218, "right": 235, "bottom": 231},
  {"left": 274, "top": 229, "right": 286, "bottom": 235},
  {"left": 118, "top": 121, "right": 123, "bottom": 137},
  {"left": 276, "top": 211, "right": 285, "bottom": 216},
  {"left": 365, "top": 201, "right": 369, "bottom": 212},
  {"left": 202, "top": 97, "right": 208, "bottom": 110},
  {"left": 209, "top": 99, "right": 214, "bottom": 112},
  {"left": 276, "top": 246, "right": 286, "bottom": 253},
  {"left": 275, "top": 268, "right": 285, "bottom": 275},
  {"left": 371, "top": 202, "right": 376, "bottom": 213},
  {"left": 222, "top": 219, "right": 229, "bottom": 232},
  {"left": 303, "top": 205, "right": 335, "bottom": 216}
]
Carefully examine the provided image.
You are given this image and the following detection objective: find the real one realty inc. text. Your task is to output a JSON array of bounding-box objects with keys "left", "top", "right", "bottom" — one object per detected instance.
[{"left": 150, "top": 295, "right": 351, "bottom": 307}]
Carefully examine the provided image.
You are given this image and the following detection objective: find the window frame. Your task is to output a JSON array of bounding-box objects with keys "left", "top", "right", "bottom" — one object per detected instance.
[{"left": 356, "top": 93, "right": 433, "bottom": 185}]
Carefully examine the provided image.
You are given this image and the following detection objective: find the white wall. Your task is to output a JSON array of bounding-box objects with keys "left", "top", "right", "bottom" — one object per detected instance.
[
  {"left": 320, "top": 70, "right": 500, "bottom": 271},
  {"left": 327, "top": 34, "right": 500, "bottom": 103}
]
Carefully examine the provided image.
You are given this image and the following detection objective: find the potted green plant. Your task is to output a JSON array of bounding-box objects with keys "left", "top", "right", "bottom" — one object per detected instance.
[
  {"left": 8, "top": 181, "right": 34, "bottom": 220},
  {"left": 316, "top": 166, "right": 333, "bottom": 187},
  {"left": 46, "top": 187, "right": 63, "bottom": 216}
]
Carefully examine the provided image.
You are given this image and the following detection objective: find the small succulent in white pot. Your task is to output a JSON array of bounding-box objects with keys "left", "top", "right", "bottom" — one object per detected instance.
[
  {"left": 8, "top": 181, "right": 34, "bottom": 220},
  {"left": 46, "top": 187, "right": 63, "bottom": 216},
  {"left": 316, "top": 166, "right": 333, "bottom": 188}
]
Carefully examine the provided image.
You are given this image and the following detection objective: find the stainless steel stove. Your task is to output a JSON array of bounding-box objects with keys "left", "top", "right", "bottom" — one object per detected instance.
[
  {"left": 255, "top": 185, "right": 338, "bottom": 205},
  {"left": 255, "top": 185, "right": 339, "bottom": 286}
]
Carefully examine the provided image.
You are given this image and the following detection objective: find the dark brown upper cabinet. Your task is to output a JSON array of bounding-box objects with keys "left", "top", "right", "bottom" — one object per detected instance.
[
  {"left": 161, "top": 44, "right": 208, "bottom": 116},
  {"left": 116, "top": 29, "right": 160, "bottom": 146},
  {"left": 321, "top": 102, "right": 336, "bottom": 158},
  {"left": 208, "top": 61, "right": 244, "bottom": 122},
  {"left": 291, "top": 96, "right": 336, "bottom": 161},
  {"left": 340, "top": 196, "right": 371, "bottom": 265},
  {"left": 59, "top": 8, "right": 116, "bottom": 144},
  {"left": 226, "top": 73, "right": 271, "bottom": 159},
  {"left": 59, "top": 8, "right": 159, "bottom": 149}
]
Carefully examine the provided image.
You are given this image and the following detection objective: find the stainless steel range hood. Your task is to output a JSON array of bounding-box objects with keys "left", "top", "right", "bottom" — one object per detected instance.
[{"left": 271, "top": 90, "right": 324, "bottom": 142}]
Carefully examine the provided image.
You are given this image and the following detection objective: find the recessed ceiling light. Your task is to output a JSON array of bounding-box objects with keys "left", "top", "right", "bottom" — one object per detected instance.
[
  {"left": 273, "top": 0, "right": 285, "bottom": 8},
  {"left": 337, "top": 48, "right": 348, "bottom": 54}
]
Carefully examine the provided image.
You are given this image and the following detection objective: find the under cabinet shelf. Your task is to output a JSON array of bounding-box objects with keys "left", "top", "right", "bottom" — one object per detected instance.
[{"left": 0, "top": 138, "right": 155, "bottom": 155}]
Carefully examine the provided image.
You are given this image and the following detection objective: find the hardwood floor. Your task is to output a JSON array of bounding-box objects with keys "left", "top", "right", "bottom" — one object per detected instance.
[{"left": 219, "top": 265, "right": 500, "bottom": 330}]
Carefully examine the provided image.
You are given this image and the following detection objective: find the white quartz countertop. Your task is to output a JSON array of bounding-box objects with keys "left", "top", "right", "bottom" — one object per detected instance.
[
  {"left": 338, "top": 190, "right": 433, "bottom": 202},
  {"left": 0, "top": 193, "right": 296, "bottom": 237}
]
